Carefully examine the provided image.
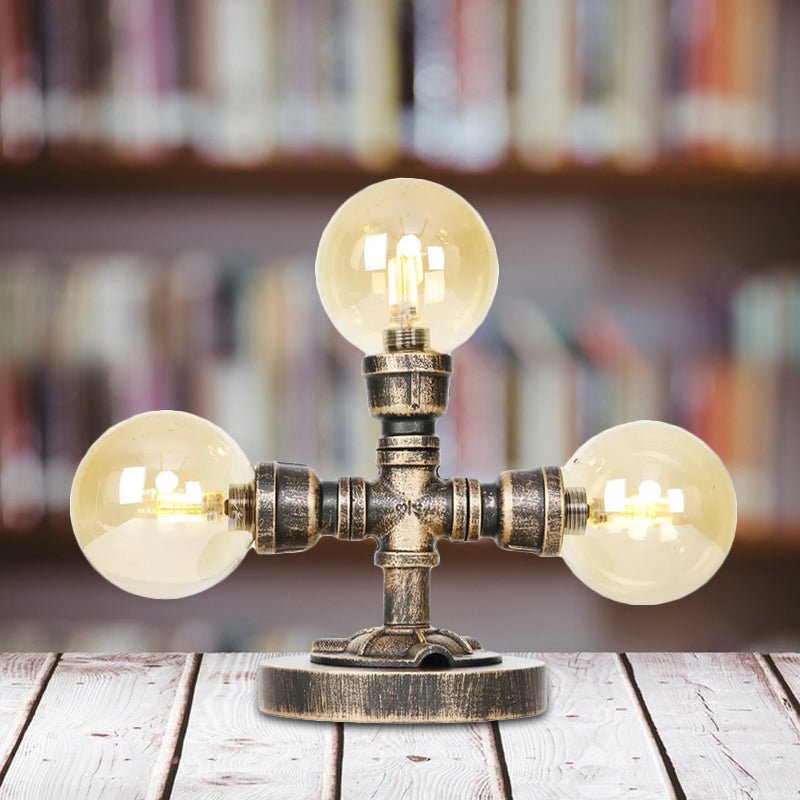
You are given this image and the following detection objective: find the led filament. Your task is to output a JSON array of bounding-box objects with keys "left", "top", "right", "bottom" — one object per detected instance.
[
  {"left": 387, "top": 233, "right": 424, "bottom": 325},
  {"left": 588, "top": 478, "right": 686, "bottom": 542},
  {"left": 118, "top": 466, "right": 225, "bottom": 521}
]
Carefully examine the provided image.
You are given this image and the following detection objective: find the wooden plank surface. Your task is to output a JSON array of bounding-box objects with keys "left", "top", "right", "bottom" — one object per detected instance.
[
  {"left": 498, "top": 652, "right": 677, "bottom": 799},
  {"left": 0, "top": 653, "right": 198, "bottom": 800},
  {"left": 2, "top": 652, "right": 799, "bottom": 799},
  {"left": 627, "top": 653, "right": 800, "bottom": 799},
  {"left": 771, "top": 652, "right": 800, "bottom": 707},
  {"left": 0, "top": 653, "right": 57, "bottom": 779},
  {"left": 170, "top": 652, "right": 339, "bottom": 800},
  {"left": 340, "top": 722, "right": 508, "bottom": 800}
]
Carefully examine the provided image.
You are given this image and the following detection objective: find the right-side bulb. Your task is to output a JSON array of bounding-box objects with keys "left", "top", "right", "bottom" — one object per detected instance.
[{"left": 561, "top": 420, "right": 737, "bottom": 604}]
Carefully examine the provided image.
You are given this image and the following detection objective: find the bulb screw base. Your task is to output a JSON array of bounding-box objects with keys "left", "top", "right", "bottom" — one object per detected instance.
[
  {"left": 362, "top": 351, "right": 452, "bottom": 419},
  {"left": 564, "top": 487, "right": 589, "bottom": 535},
  {"left": 383, "top": 326, "right": 430, "bottom": 352},
  {"left": 226, "top": 482, "right": 255, "bottom": 531}
]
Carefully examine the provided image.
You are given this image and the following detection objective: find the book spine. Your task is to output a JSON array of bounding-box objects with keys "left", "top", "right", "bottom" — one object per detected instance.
[
  {"left": 199, "top": 0, "right": 277, "bottom": 164},
  {"left": 513, "top": 0, "right": 573, "bottom": 167},
  {"left": 0, "top": 0, "right": 46, "bottom": 159},
  {"left": 452, "top": 0, "right": 508, "bottom": 169},
  {"left": 571, "top": 0, "right": 619, "bottom": 163},
  {"left": 81, "top": 0, "right": 114, "bottom": 146},
  {"left": 774, "top": 0, "right": 800, "bottom": 159},
  {"left": 275, "top": 0, "right": 319, "bottom": 157},
  {"left": 412, "top": 0, "right": 459, "bottom": 164},
  {"left": 727, "top": 0, "right": 777, "bottom": 164},
  {"left": 614, "top": 0, "right": 665, "bottom": 166},
  {"left": 350, "top": 0, "right": 401, "bottom": 167}
]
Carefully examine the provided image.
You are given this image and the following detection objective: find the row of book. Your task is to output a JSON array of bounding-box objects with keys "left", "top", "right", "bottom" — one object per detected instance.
[
  {"left": 0, "top": 253, "right": 799, "bottom": 533},
  {"left": 1, "top": 0, "right": 799, "bottom": 169}
]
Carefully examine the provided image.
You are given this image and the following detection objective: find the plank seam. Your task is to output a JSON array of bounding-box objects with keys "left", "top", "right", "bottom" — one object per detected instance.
[
  {"left": 619, "top": 653, "right": 687, "bottom": 800},
  {"left": 157, "top": 653, "right": 203, "bottom": 800},
  {"left": 489, "top": 721, "right": 514, "bottom": 800},
  {"left": 759, "top": 653, "right": 800, "bottom": 728},
  {"left": 0, "top": 652, "right": 61, "bottom": 789},
  {"left": 333, "top": 723, "right": 344, "bottom": 800}
]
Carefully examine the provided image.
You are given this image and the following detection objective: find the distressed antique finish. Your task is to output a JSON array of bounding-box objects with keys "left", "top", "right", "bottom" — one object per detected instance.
[{"left": 230, "top": 344, "right": 589, "bottom": 721}]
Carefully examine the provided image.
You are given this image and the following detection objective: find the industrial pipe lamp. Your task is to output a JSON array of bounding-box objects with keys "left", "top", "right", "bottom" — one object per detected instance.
[{"left": 70, "top": 179, "right": 737, "bottom": 723}]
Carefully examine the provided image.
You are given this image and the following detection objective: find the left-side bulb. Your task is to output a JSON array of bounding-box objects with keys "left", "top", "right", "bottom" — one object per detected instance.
[{"left": 70, "top": 410, "right": 254, "bottom": 599}]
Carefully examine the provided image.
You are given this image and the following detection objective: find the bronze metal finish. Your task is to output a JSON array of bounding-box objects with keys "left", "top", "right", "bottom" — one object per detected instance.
[
  {"left": 251, "top": 462, "right": 328, "bottom": 554},
  {"left": 259, "top": 654, "right": 546, "bottom": 723},
  {"left": 494, "top": 466, "right": 570, "bottom": 556},
  {"left": 235, "top": 336, "right": 589, "bottom": 722}
]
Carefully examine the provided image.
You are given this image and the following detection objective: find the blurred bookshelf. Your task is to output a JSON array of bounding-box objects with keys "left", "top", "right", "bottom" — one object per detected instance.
[
  {"left": 4, "top": 153, "right": 800, "bottom": 198},
  {"left": 1, "top": 253, "right": 799, "bottom": 555},
  {"left": 1, "top": 0, "right": 800, "bottom": 651},
  {"left": 3, "top": 0, "right": 800, "bottom": 181}
]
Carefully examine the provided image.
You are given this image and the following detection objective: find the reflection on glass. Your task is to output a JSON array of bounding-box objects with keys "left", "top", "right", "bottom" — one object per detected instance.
[{"left": 316, "top": 178, "right": 498, "bottom": 353}]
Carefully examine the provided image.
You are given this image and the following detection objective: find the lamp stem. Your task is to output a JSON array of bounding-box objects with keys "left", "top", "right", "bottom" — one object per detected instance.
[{"left": 382, "top": 565, "right": 431, "bottom": 627}]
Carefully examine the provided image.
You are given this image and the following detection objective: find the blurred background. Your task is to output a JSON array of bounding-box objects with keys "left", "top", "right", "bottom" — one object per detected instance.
[{"left": 0, "top": 0, "right": 799, "bottom": 654}]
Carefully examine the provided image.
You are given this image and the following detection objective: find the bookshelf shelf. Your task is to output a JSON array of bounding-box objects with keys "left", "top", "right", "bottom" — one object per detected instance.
[
  {"left": 3, "top": 153, "right": 800, "bottom": 198},
  {"left": 3, "top": 520, "right": 798, "bottom": 566}
]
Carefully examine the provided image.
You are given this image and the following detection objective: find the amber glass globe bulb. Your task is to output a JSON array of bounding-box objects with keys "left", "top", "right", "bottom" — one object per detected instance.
[
  {"left": 561, "top": 420, "right": 737, "bottom": 605},
  {"left": 70, "top": 410, "right": 254, "bottom": 599},
  {"left": 315, "top": 177, "right": 499, "bottom": 353}
]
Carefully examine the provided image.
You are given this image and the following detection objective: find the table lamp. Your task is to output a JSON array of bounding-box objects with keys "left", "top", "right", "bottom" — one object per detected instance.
[{"left": 69, "top": 178, "right": 737, "bottom": 723}]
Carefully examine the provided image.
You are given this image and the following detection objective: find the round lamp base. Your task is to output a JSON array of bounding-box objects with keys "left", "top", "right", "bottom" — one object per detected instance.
[{"left": 258, "top": 654, "right": 546, "bottom": 723}]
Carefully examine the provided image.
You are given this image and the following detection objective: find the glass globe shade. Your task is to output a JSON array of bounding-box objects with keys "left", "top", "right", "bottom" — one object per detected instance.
[
  {"left": 561, "top": 420, "right": 737, "bottom": 605},
  {"left": 70, "top": 410, "right": 254, "bottom": 599},
  {"left": 315, "top": 177, "right": 499, "bottom": 353}
]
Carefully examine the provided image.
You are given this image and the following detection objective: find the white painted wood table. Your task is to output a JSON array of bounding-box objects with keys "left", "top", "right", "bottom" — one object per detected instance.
[{"left": 1, "top": 652, "right": 798, "bottom": 799}]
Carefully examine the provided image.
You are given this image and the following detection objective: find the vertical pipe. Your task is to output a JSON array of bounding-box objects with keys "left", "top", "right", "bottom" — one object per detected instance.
[{"left": 382, "top": 565, "right": 431, "bottom": 627}]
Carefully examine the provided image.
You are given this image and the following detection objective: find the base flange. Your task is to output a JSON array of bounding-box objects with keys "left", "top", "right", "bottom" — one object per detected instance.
[
  {"left": 311, "top": 626, "right": 501, "bottom": 669},
  {"left": 258, "top": 654, "right": 546, "bottom": 723}
]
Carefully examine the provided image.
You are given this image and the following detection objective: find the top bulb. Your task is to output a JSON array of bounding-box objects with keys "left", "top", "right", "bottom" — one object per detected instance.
[{"left": 315, "top": 178, "right": 499, "bottom": 353}]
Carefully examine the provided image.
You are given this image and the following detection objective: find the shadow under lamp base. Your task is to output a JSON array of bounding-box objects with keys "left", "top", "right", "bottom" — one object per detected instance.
[{"left": 258, "top": 655, "right": 546, "bottom": 723}]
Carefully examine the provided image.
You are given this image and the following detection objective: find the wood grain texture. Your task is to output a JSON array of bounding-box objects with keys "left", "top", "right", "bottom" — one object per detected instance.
[
  {"left": 170, "top": 652, "right": 339, "bottom": 800},
  {"left": 0, "top": 653, "right": 57, "bottom": 778},
  {"left": 771, "top": 652, "right": 800, "bottom": 708},
  {"left": 498, "top": 652, "right": 676, "bottom": 799},
  {"left": 627, "top": 652, "right": 800, "bottom": 799},
  {"left": 340, "top": 721, "right": 508, "bottom": 800},
  {"left": 2, "top": 651, "right": 799, "bottom": 800},
  {"left": 0, "top": 653, "right": 197, "bottom": 800}
]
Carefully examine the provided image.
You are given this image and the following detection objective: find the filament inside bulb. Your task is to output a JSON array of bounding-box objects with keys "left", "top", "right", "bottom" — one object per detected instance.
[
  {"left": 118, "top": 465, "right": 225, "bottom": 521},
  {"left": 588, "top": 478, "right": 686, "bottom": 542},
  {"left": 388, "top": 233, "right": 424, "bottom": 326}
]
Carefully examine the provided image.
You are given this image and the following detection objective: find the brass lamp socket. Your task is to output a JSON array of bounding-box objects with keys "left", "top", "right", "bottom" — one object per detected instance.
[
  {"left": 489, "top": 467, "right": 589, "bottom": 556},
  {"left": 230, "top": 462, "right": 330, "bottom": 555},
  {"left": 362, "top": 351, "right": 452, "bottom": 421}
]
